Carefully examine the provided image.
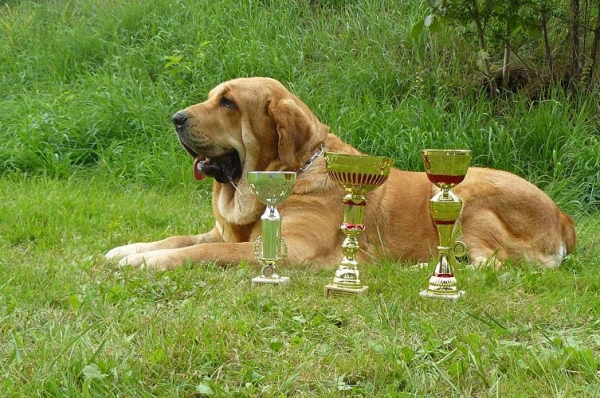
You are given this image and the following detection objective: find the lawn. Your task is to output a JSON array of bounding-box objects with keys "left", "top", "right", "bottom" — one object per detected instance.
[{"left": 1, "top": 176, "right": 598, "bottom": 396}]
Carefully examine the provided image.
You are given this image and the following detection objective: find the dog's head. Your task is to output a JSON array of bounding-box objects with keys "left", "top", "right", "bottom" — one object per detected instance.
[{"left": 172, "top": 77, "right": 328, "bottom": 183}]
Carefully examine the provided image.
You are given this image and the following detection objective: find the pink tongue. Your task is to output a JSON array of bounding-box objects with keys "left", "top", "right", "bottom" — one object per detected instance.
[{"left": 193, "top": 157, "right": 205, "bottom": 181}]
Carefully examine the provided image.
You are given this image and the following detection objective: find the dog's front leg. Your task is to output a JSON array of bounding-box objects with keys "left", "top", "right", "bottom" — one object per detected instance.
[
  {"left": 105, "top": 228, "right": 222, "bottom": 262},
  {"left": 115, "top": 241, "right": 256, "bottom": 270}
]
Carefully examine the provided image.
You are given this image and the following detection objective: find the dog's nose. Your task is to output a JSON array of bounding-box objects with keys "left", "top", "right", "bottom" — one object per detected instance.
[{"left": 172, "top": 111, "right": 188, "bottom": 128}]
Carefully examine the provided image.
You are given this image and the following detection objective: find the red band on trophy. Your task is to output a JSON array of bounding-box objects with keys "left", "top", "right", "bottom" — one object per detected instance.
[
  {"left": 344, "top": 198, "right": 367, "bottom": 206},
  {"left": 342, "top": 223, "right": 366, "bottom": 231},
  {"left": 434, "top": 220, "right": 457, "bottom": 225},
  {"left": 330, "top": 171, "right": 389, "bottom": 188},
  {"left": 433, "top": 273, "right": 454, "bottom": 278},
  {"left": 427, "top": 174, "right": 466, "bottom": 185}
]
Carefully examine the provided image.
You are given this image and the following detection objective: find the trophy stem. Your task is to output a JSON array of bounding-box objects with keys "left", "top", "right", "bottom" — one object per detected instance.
[
  {"left": 261, "top": 205, "right": 281, "bottom": 260},
  {"left": 252, "top": 209, "right": 290, "bottom": 287},
  {"left": 325, "top": 193, "right": 369, "bottom": 297},
  {"left": 420, "top": 189, "right": 465, "bottom": 300}
]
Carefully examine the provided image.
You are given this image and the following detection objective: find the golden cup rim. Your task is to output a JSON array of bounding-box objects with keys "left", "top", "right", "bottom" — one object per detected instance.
[
  {"left": 247, "top": 171, "right": 297, "bottom": 180},
  {"left": 421, "top": 149, "right": 472, "bottom": 156},
  {"left": 421, "top": 149, "right": 472, "bottom": 177},
  {"left": 325, "top": 152, "right": 393, "bottom": 173}
]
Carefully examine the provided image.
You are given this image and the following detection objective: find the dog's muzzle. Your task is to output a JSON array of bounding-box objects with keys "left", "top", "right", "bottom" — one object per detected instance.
[{"left": 171, "top": 111, "right": 243, "bottom": 183}]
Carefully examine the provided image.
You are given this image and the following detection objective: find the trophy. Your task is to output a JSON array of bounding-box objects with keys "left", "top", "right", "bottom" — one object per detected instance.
[
  {"left": 420, "top": 149, "right": 472, "bottom": 300},
  {"left": 247, "top": 171, "right": 296, "bottom": 286},
  {"left": 324, "top": 153, "right": 393, "bottom": 297}
]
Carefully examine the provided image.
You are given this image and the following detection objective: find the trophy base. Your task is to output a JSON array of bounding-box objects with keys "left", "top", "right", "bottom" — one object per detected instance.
[
  {"left": 324, "top": 284, "right": 368, "bottom": 297},
  {"left": 419, "top": 289, "right": 465, "bottom": 301},
  {"left": 252, "top": 276, "right": 290, "bottom": 287}
]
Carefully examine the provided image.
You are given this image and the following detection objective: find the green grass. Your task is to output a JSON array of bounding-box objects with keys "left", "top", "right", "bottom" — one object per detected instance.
[
  {"left": 1, "top": 0, "right": 598, "bottom": 206},
  {"left": 1, "top": 176, "right": 599, "bottom": 396},
  {"left": 1, "top": 0, "right": 599, "bottom": 396}
]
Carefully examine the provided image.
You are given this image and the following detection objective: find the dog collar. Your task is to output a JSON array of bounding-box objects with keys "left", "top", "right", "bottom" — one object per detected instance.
[{"left": 298, "top": 142, "right": 325, "bottom": 173}]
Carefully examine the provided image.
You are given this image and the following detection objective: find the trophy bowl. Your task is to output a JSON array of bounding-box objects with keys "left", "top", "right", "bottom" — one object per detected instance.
[
  {"left": 247, "top": 171, "right": 296, "bottom": 206},
  {"left": 324, "top": 153, "right": 393, "bottom": 297},
  {"left": 325, "top": 153, "right": 392, "bottom": 195},
  {"left": 421, "top": 149, "right": 472, "bottom": 189},
  {"left": 247, "top": 171, "right": 296, "bottom": 286}
]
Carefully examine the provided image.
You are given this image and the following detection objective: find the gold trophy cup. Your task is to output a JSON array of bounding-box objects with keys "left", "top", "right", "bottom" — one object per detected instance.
[
  {"left": 324, "top": 153, "right": 393, "bottom": 297},
  {"left": 420, "top": 149, "right": 472, "bottom": 300},
  {"left": 247, "top": 171, "right": 296, "bottom": 286}
]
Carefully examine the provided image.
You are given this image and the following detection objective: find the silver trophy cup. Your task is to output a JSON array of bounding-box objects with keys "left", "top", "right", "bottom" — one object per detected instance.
[{"left": 247, "top": 171, "right": 296, "bottom": 286}]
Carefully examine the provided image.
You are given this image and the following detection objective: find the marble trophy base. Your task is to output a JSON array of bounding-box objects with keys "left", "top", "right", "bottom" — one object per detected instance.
[
  {"left": 251, "top": 275, "right": 290, "bottom": 287},
  {"left": 324, "top": 284, "right": 368, "bottom": 297},
  {"left": 419, "top": 289, "right": 465, "bottom": 301}
]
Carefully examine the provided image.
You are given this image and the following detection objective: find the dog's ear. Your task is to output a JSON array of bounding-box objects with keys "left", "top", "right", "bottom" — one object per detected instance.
[{"left": 267, "top": 98, "right": 326, "bottom": 168}]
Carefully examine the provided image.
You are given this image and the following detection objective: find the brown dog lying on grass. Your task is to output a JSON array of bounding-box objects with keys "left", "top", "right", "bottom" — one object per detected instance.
[{"left": 105, "top": 77, "right": 576, "bottom": 270}]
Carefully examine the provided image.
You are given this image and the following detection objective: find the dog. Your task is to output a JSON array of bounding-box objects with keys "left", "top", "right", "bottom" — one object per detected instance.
[{"left": 105, "top": 77, "right": 576, "bottom": 270}]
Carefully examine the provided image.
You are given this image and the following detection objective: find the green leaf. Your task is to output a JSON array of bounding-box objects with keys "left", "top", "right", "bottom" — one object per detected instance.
[
  {"left": 400, "top": 346, "right": 416, "bottom": 362},
  {"left": 507, "top": 16, "right": 517, "bottom": 30},
  {"left": 448, "top": 359, "right": 468, "bottom": 378},
  {"left": 292, "top": 315, "right": 307, "bottom": 324},
  {"left": 82, "top": 364, "right": 107, "bottom": 380},
  {"left": 269, "top": 340, "right": 283, "bottom": 352},
  {"left": 150, "top": 348, "right": 166, "bottom": 364},
  {"left": 249, "top": 369, "right": 265, "bottom": 383},
  {"left": 11, "top": 332, "right": 24, "bottom": 365},
  {"left": 424, "top": 14, "right": 435, "bottom": 28},
  {"left": 426, "top": 14, "right": 443, "bottom": 33},
  {"left": 410, "top": 20, "right": 424, "bottom": 40},
  {"left": 370, "top": 342, "right": 385, "bottom": 353},
  {"left": 196, "top": 383, "right": 214, "bottom": 396},
  {"left": 577, "top": 347, "right": 596, "bottom": 368},
  {"left": 337, "top": 375, "right": 352, "bottom": 391},
  {"left": 68, "top": 294, "right": 82, "bottom": 310}
]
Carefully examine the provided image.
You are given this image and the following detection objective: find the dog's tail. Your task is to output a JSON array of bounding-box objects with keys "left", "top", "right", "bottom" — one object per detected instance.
[{"left": 560, "top": 212, "right": 576, "bottom": 255}]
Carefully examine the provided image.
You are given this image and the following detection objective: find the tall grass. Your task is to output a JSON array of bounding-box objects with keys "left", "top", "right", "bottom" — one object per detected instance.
[{"left": 1, "top": 0, "right": 598, "bottom": 210}]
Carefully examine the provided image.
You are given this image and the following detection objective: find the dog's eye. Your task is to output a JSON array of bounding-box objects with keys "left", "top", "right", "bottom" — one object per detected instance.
[{"left": 219, "top": 97, "right": 237, "bottom": 110}]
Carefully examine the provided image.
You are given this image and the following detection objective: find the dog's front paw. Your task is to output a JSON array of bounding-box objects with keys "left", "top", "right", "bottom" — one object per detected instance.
[
  {"left": 105, "top": 243, "right": 152, "bottom": 261},
  {"left": 117, "top": 250, "right": 178, "bottom": 271}
]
